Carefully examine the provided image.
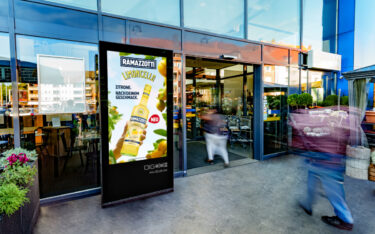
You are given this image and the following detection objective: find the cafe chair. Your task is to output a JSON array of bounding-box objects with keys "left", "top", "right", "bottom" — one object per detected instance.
[
  {"left": 35, "top": 127, "right": 50, "bottom": 158},
  {"left": 84, "top": 138, "right": 99, "bottom": 174},
  {"left": 60, "top": 131, "right": 84, "bottom": 174}
]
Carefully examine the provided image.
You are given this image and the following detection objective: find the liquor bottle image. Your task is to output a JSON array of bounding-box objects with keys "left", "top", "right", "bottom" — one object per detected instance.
[{"left": 121, "top": 84, "right": 151, "bottom": 156}]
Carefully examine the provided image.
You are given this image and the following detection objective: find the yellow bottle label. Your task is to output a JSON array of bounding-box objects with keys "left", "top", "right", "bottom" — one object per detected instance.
[{"left": 121, "top": 84, "right": 151, "bottom": 156}]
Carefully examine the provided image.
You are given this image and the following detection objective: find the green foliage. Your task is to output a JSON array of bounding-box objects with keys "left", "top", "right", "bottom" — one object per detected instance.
[
  {"left": 297, "top": 93, "right": 313, "bottom": 107},
  {"left": 323, "top": 95, "right": 338, "bottom": 106},
  {"left": 267, "top": 95, "right": 283, "bottom": 110},
  {"left": 109, "top": 150, "right": 116, "bottom": 165},
  {"left": 287, "top": 94, "right": 299, "bottom": 107},
  {"left": 340, "top": 96, "right": 349, "bottom": 106},
  {"left": 119, "top": 52, "right": 132, "bottom": 56},
  {"left": 154, "top": 129, "right": 167, "bottom": 137},
  {"left": 0, "top": 183, "right": 29, "bottom": 216},
  {"left": 0, "top": 164, "right": 37, "bottom": 187},
  {"left": 317, "top": 101, "right": 325, "bottom": 107},
  {"left": 108, "top": 101, "right": 123, "bottom": 142}
]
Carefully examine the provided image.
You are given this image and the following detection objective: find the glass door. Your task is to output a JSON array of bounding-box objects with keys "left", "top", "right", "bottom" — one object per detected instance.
[
  {"left": 185, "top": 57, "right": 253, "bottom": 170},
  {"left": 263, "top": 65, "right": 289, "bottom": 155}
]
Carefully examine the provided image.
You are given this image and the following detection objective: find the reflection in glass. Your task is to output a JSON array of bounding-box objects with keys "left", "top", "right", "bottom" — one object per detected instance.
[
  {"left": 301, "top": 70, "right": 308, "bottom": 93},
  {"left": 0, "top": 33, "right": 14, "bottom": 153},
  {"left": 184, "top": 0, "right": 244, "bottom": 38},
  {"left": 354, "top": 0, "right": 375, "bottom": 68},
  {"left": 186, "top": 58, "right": 253, "bottom": 170},
  {"left": 290, "top": 67, "right": 300, "bottom": 94},
  {"left": 0, "top": 0, "right": 8, "bottom": 29},
  {"left": 263, "top": 65, "right": 288, "bottom": 155},
  {"left": 17, "top": 35, "right": 99, "bottom": 198},
  {"left": 302, "top": 0, "right": 337, "bottom": 52},
  {"left": 173, "top": 54, "right": 183, "bottom": 171},
  {"left": 15, "top": 1, "right": 98, "bottom": 43},
  {"left": 102, "top": 0, "right": 180, "bottom": 26},
  {"left": 309, "top": 71, "right": 324, "bottom": 104},
  {"left": 247, "top": 0, "right": 299, "bottom": 47},
  {"left": 40, "top": 0, "right": 97, "bottom": 11}
]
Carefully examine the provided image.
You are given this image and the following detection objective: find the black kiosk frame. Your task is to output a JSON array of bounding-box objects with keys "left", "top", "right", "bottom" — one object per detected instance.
[{"left": 99, "top": 42, "right": 174, "bottom": 207}]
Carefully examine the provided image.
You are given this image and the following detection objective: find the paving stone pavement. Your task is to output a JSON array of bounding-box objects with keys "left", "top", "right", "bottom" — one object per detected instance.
[{"left": 34, "top": 155, "right": 375, "bottom": 234}]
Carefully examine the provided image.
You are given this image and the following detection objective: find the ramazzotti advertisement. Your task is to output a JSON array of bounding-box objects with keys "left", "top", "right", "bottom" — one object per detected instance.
[{"left": 107, "top": 51, "right": 167, "bottom": 164}]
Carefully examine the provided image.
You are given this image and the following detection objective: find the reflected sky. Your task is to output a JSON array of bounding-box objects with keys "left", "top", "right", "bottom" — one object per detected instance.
[
  {"left": 0, "top": 0, "right": 8, "bottom": 29},
  {"left": 303, "top": 0, "right": 323, "bottom": 51},
  {"left": 17, "top": 36, "right": 97, "bottom": 71},
  {"left": 184, "top": 0, "right": 244, "bottom": 38},
  {"left": 303, "top": 0, "right": 336, "bottom": 53},
  {"left": 102, "top": 0, "right": 179, "bottom": 26},
  {"left": 354, "top": 0, "right": 375, "bottom": 69},
  {"left": 42, "top": 0, "right": 97, "bottom": 11},
  {"left": 247, "top": 0, "right": 299, "bottom": 46},
  {"left": 0, "top": 33, "right": 10, "bottom": 60}
]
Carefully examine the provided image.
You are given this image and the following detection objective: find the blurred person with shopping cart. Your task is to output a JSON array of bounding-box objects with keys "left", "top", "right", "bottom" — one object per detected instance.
[{"left": 289, "top": 106, "right": 361, "bottom": 231}]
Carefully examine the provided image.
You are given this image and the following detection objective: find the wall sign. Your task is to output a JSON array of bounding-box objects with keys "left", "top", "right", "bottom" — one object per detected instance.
[
  {"left": 99, "top": 42, "right": 173, "bottom": 207},
  {"left": 307, "top": 50, "right": 341, "bottom": 71},
  {"left": 37, "top": 54, "right": 86, "bottom": 114}
]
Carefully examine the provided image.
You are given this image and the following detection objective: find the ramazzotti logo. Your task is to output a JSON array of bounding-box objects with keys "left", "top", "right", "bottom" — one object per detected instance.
[
  {"left": 120, "top": 57, "right": 156, "bottom": 69},
  {"left": 144, "top": 162, "right": 168, "bottom": 171}
]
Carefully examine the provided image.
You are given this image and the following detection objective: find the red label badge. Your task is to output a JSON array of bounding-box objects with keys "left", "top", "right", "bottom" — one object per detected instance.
[{"left": 149, "top": 114, "right": 160, "bottom": 124}]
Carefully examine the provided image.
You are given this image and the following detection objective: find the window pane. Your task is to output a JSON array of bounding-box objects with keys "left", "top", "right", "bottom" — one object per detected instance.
[
  {"left": 263, "top": 65, "right": 289, "bottom": 155},
  {"left": 289, "top": 67, "right": 300, "bottom": 94},
  {"left": 0, "top": 0, "right": 8, "bottom": 29},
  {"left": 39, "top": 0, "right": 97, "bottom": 11},
  {"left": 184, "top": 0, "right": 244, "bottom": 38},
  {"left": 354, "top": 0, "right": 375, "bottom": 68},
  {"left": 102, "top": 0, "right": 179, "bottom": 26},
  {"left": 301, "top": 70, "right": 307, "bottom": 92},
  {"left": 102, "top": 16, "right": 126, "bottom": 44},
  {"left": 15, "top": 1, "right": 98, "bottom": 43},
  {"left": 17, "top": 35, "right": 100, "bottom": 198},
  {"left": 303, "top": 0, "right": 337, "bottom": 52},
  {"left": 173, "top": 54, "right": 182, "bottom": 172},
  {"left": 0, "top": 33, "right": 14, "bottom": 154},
  {"left": 248, "top": 0, "right": 299, "bottom": 47}
]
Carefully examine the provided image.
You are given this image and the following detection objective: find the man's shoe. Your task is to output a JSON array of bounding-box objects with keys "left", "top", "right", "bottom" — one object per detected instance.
[
  {"left": 224, "top": 163, "right": 230, "bottom": 168},
  {"left": 321, "top": 216, "right": 353, "bottom": 231},
  {"left": 204, "top": 158, "right": 214, "bottom": 164},
  {"left": 299, "top": 203, "right": 312, "bottom": 216}
]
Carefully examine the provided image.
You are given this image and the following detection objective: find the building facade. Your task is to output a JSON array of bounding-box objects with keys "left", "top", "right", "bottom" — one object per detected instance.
[{"left": 0, "top": 0, "right": 342, "bottom": 202}]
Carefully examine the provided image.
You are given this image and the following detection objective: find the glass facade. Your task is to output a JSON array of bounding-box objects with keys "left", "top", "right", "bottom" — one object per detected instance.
[
  {"left": 17, "top": 35, "right": 100, "bottom": 198},
  {"left": 40, "top": 0, "right": 97, "bottom": 11},
  {"left": 184, "top": 0, "right": 244, "bottom": 38},
  {"left": 247, "top": 0, "right": 300, "bottom": 47},
  {"left": 102, "top": 0, "right": 180, "bottom": 26},
  {"left": 0, "top": 0, "right": 8, "bottom": 30},
  {"left": 186, "top": 58, "right": 253, "bottom": 169},
  {"left": 0, "top": 33, "right": 13, "bottom": 153},
  {"left": 302, "top": 0, "right": 337, "bottom": 52},
  {"left": 0, "top": 0, "right": 341, "bottom": 199},
  {"left": 263, "top": 65, "right": 289, "bottom": 155},
  {"left": 354, "top": 0, "right": 375, "bottom": 69}
]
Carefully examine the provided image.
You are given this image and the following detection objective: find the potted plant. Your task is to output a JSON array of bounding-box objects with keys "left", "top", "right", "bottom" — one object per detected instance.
[
  {"left": 287, "top": 94, "right": 299, "bottom": 110},
  {"left": 297, "top": 93, "right": 313, "bottom": 109},
  {"left": 0, "top": 148, "right": 40, "bottom": 234}
]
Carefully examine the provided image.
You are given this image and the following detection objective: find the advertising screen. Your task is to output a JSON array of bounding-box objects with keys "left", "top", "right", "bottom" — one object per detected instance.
[
  {"left": 100, "top": 42, "right": 173, "bottom": 206},
  {"left": 107, "top": 52, "right": 167, "bottom": 164}
]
